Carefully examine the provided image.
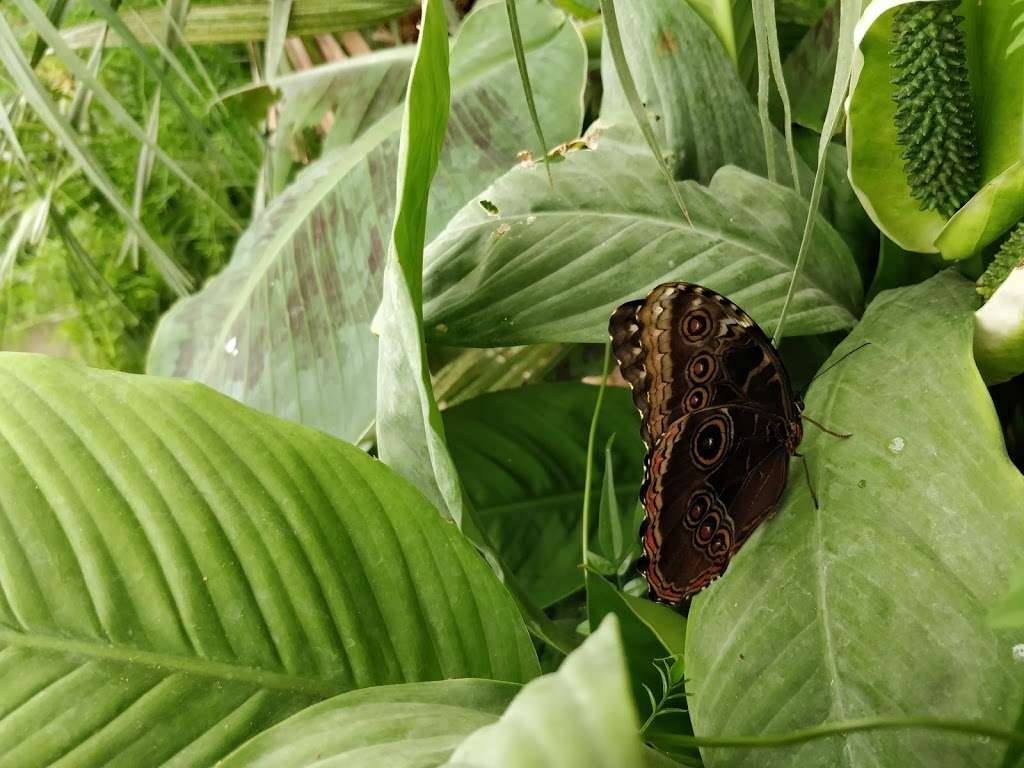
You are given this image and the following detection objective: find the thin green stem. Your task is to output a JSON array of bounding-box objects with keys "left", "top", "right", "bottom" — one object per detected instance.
[
  {"left": 656, "top": 716, "right": 1024, "bottom": 751},
  {"left": 582, "top": 341, "right": 612, "bottom": 573},
  {"left": 599, "top": 0, "right": 691, "bottom": 225},
  {"left": 771, "top": 0, "right": 861, "bottom": 347},
  {"left": 505, "top": 0, "right": 552, "bottom": 185}
]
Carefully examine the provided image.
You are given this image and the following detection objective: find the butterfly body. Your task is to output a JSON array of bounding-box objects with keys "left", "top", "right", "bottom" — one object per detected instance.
[{"left": 609, "top": 282, "right": 803, "bottom": 605}]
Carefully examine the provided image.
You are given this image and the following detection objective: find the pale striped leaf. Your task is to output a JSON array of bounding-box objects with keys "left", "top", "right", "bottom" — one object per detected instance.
[
  {"left": 148, "top": 0, "right": 587, "bottom": 442},
  {"left": 220, "top": 680, "right": 517, "bottom": 768},
  {"left": 0, "top": 353, "right": 538, "bottom": 767}
]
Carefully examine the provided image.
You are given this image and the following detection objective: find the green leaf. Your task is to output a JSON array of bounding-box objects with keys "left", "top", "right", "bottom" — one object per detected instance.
[
  {"left": 148, "top": 0, "right": 587, "bottom": 443},
  {"left": 686, "top": 271, "right": 1024, "bottom": 767},
  {"left": 443, "top": 383, "right": 644, "bottom": 607},
  {"left": 0, "top": 353, "right": 538, "bottom": 766},
  {"left": 937, "top": 161, "right": 1024, "bottom": 262},
  {"left": 847, "top": 0, "right": 1024, "bottom": 254},
  {"left": 596, "top": 435, "right": 632, "bottom": 568},
  {"left": 445, "top": 615, "right": 646, "bottom": 768},
  {"left": 599, "top": 0, "right": 807, "bottom": 187},
  {"left": 587, "top": 574, "right": 688, "bottom": 725},
  {"left": 220, "top": 680, "right": 518, "bottom": 767},
  {"left": 990, "top": 561, "right": 1024, "bottom": 629},
  {"left": 374, "top": 0, "right": 457, "bottom": 518},
  {"left": 974, "top": 259, "right": 1024, "bottom": 384},
  {"left": 62, "top": 0, "right": 417, "bottom": 47},
  {"left": 423, "top": 145, "right": 862, "bottom": 346},
  {"left": 782, "top": 3, "right": 842, "bottom": 132}
]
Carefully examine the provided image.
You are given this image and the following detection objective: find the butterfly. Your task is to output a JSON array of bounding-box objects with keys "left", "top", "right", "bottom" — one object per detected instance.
[{"left": 609, "top": 282, "right": 806, "bottom": 606}]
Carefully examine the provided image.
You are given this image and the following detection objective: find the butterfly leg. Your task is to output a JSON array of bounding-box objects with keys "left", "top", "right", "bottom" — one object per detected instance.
[
  {"left": 794, "top": 452, "right": 819, "bottom": 509},
  {"left": 801, "top": 414, "right": 852, "bottom": 439}
]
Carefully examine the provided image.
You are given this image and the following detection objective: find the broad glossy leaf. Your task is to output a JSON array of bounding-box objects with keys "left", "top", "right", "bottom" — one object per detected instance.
[
  {"left": 443, "top": 383, "right": 644, "bottom": 607},
  {"left": 446, "top": 616, "right": 645, "bottom": 768},
  {"left": 423, "top": 144, "right": 862, "bottom": 346},
  {"left": 847, "top": 0, "right": 1024, "bottom": 254},
  {"left": 220, "top": 680, "right": 517, "bottom": 767},
  {"left": 599, "top": 0, "right": 806, "bottom": 186},
  {"left": 148, "top": 0, "right": 587, "bottom": 442},
  {"left": 686, "top": 271, "right": 1024, "bottom": 767},
  {"left": 0, "top": 353, "right": 538, "bottom": 766}
]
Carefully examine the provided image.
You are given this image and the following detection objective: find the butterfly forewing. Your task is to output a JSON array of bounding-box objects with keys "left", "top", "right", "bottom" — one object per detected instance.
[{"left": 609, "top": 282, "right": 803, "bottom": 605}]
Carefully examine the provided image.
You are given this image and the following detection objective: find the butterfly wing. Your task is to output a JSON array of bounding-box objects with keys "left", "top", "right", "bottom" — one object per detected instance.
[
  {"left": 610, "top": 282, "right": 803, "bottom": 605},
  {"left": 609, "top": 282, "right": 798, "bottom": 451},
  {"left": 641, "top": 405, "right": 791, "bottom": 603}
]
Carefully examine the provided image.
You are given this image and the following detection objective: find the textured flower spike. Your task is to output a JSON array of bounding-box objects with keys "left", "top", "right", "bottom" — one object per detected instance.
[{"left": 890, "top": 0, "right": 980, "bottom": 218}]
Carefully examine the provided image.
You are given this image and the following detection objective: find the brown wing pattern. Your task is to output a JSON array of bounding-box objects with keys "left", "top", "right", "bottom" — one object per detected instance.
[
  {"left": 609, "top": 282, "right": 803, "bottom": 605},
  {"left": 609, "top": 283, "right": 798, "bottom": 451},
  {"left": 640, "top": 406, "right": 791, "bottom": 603}
]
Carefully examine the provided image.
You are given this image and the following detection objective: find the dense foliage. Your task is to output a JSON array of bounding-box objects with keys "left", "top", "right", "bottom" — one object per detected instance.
[{"left": 0, "top": 0, "right": 1023, "bottom": 766}]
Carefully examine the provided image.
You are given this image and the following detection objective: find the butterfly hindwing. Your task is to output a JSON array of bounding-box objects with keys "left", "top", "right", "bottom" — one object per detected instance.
[{"left": 641, "top": 405, "right": 791, "bottom": 603}]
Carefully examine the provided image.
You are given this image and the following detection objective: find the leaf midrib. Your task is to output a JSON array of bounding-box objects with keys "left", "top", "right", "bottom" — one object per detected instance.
[{"left": 0, "top": 627, "right": 349, "bottom": 698}]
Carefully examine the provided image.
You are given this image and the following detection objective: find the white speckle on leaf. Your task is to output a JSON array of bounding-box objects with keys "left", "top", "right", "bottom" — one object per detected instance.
[
  {"left": 495, "top": 223, "right": 511, "bottom": 237},
  {"left": 224, "top": 337, "right": 239, "bottom": 357},
  {"left": 434, "top": 323, "right": 448, "bottom": 334},
  {"left": 1013, "top": 644, "right": 1024, "bottom": 662},
  {"left": 526, "top": 215, "right": 537, "bottom": 225},
  {"left": 888, "top": 436, "right": 905, "bottom": 454}
]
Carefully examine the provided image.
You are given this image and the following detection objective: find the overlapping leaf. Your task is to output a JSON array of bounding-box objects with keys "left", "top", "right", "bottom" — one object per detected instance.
[
  {"left": 444, "top": 383, "right": 644, "bottom": 607},
  {"left": 148, "top": 0, "right": 587, "bottom": 442},
  {"left": 599, "top": 0, "right": 805, "bottom": 187},
  {"left": 686, "top": 272, "right": 1024, "bottom": 767},
  {"left": 445, "top": 616, "right": 645, "bottom": 768},
  {"left": 423, "top": 141, "right": 862, "bottom": 346},
  {"left": 220, "top": 680, "right": 517, "bottom": 767},
  {"left": 0, "top": 353, "right": 537, "bottom": 766}
]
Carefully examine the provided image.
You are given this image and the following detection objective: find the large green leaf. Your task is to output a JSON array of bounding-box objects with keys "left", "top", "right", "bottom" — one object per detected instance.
[
  {"left": 599, "top": 0, "right": 805, "bottom": 187},
  {"left": 443, "top": 383, "right": 644, "bottom": 607},
  {"left": 148, "top": 0, "right": 587, "bottom": 443},
  {"left": 423, "top": 143, "right": 862, "bottom": 346},
  {"left": 686, "top": 271, "right": 1024, "bottom": 767},
  {"left": 445, "top": 616, "right": 646, "bottom": 768},
  {"left": 220, "top": 680, "right": 517, "bottom": 767},
  {"left": 847, "top": 0, "right": 1024, "bottom": 254},
  {"left": 0, "top": 353, "right": 538, "bottom": 766}
]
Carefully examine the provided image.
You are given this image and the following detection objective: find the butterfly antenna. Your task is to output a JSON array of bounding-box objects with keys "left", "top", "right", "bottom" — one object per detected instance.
[
  {"left": 797, "top": 342, "right": 871, "bottom": 399},
  {"left": 802, "top": 414, "right": 852, "bottom": 439},
  {"left": 796, "top": 453, "right": 819, "bottom": 510}
]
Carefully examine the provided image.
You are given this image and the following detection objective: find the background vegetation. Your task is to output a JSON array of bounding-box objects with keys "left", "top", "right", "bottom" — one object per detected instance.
[{"left": 0, "top": 0, "right": 1023, "bottom": 766}]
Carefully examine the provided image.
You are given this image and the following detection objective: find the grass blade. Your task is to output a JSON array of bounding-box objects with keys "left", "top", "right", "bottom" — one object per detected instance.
[
  {"left": 505, "top": 0, "right": 552, "bottom": 184},
  {"left": 14, "top": 0, "right": 241, "bottom": 233},
  {"left": 772, "top": 0, "right": 862, "bottom": 346},
  {"left": 0, "top": 13, "right": 192, "bottom": 294}
]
